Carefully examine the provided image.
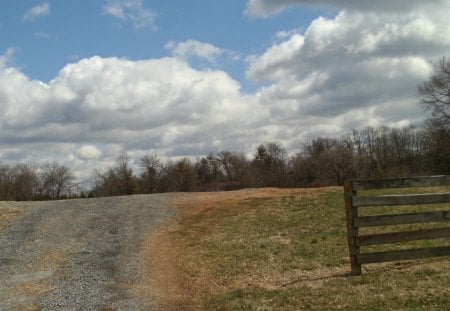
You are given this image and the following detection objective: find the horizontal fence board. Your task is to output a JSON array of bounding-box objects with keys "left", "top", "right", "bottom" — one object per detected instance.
[
  {"left": 353, "top": 193, "right": 450, "bottom": 207},
  {"left": 358, "top": 246, "right": 450, "bottom": 264},
  {"left": 353, "top": 175, "right": 450, "bottom": 190},
  {"left": 346, "top": 175, "right": 450, "bottom": 274},
  {"left": 357, "top": 227, "right": 450, "bottom": 246},
  {"left": 354, "top": 211, "right": 450, "bottom": 228}
]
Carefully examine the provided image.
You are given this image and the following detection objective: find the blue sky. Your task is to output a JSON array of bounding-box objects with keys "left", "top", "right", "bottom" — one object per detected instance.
[
  {"left": 1, "top": 1, "right": 324, "bottom": 87},
  {"left": 1, "top": 0, "right": 449, "bottom": 181}
]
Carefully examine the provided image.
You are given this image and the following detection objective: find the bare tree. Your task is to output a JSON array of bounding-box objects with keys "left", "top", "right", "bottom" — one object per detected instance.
[
  {"left": 90, "top": 154, "right": 138, "bottom": 196},
  {"left": 169, "top": 158, "right": 196, "bottom": 192},
  {"left": 252, "top": 142, "right": 288, "bottom": 187},
  {"left": 139, "top": 154, "right": 161, "bottom": 193},
  {"left": 217, "top": 151, "right": 251, "bottom": 189},
  {"left": 10, "top": 163, "right": 39, "bottom": 201},
  {"left": 418, "top": 57, "right": 450, "bottom": 173},
  {"left": 196, "top": 153, "right": 223, "bottom": 190},
  {"left": 288, "top": 154, "right": 315, "bottom": 187},
  {"left": 115, "top": 153, "right": 137, "bottom": 195},
  {"left": 418, "top": 57, "right": 450, "bottom": 131},
  {"left": 217, "top": 151, "right": 233, "bottom": 182},
  {"left": 40, "top": 162, "right": 74, "bottom": 199},
  {"left": 303, "top": 138, "right": 355, "bottom": 185},
  {"left": 0, "top": 163, "right": 11, "bottom": 200},
  {"left": 424, "top": 120, "right": 450, "bottom": 174}
]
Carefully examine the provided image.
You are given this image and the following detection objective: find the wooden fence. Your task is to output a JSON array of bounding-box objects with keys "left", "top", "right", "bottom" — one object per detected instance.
[{"left": 344, "top": 175, "right": 450, "bottom": 275}]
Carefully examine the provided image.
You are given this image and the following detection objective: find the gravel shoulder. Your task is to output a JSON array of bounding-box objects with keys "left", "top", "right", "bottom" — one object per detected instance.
[{"left": 0, "top": 194, "right": 178, "bottom": 311}]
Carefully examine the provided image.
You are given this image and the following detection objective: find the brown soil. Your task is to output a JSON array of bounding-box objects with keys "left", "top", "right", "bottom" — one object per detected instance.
[{"left": 144, "top": 222, "right": 196, "bottom": 310}]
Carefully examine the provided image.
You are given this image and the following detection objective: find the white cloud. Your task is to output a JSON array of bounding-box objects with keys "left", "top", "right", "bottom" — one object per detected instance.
[
  {"left": 23, "top": 2, "right": 50, "bottom": 22},
  {"left": 165, "top": 40, "right": 224, "bottom": 63},
  {"left": 103, "top": 0, "right": 156, "bottom": 30},
  {"left": 78, "top": 145, "right": 102, "bottom": 160},
  {"left": 2, "top": 2, "right": 450, "bottom": 181},
  {"left": 247, "top": 5, "right": 450, "bottom": 134},
  {"left": 246, "top": 33, "right": 304, "bottom": 82},
  {"left": 245, "top": 0, "right": 444, "bottom": 17},
  {"left": 0, "top": 47, "right": 17, "bottom": 67},
  {"left": 0, "top": 54, "right": 267, "bottom": 179}
]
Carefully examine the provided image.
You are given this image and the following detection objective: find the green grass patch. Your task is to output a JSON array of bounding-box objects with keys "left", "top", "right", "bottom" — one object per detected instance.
[
  {"left": 356, "top": 185, "right": 450, "bottom": 254},
  {"left": 173, "top": 188, "right": 450, "bottom": 310}
]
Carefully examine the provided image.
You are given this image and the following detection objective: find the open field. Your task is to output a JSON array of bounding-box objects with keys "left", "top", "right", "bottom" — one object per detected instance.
[
  {"left": 1, "top": 187, "right": 449, "bottom": 310},
  {"left": 154, "top": 187, "right": 450, "bottom": 310}
]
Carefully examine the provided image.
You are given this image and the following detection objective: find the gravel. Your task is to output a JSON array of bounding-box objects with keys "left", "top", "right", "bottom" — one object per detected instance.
[{"left": 0, "top": 194, "right": 178, "bottom": 311}]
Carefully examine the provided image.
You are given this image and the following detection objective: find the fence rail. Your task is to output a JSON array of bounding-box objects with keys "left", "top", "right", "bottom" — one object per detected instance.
[{"left": 344, "top": 175, "right": 450, "bottom": 275}]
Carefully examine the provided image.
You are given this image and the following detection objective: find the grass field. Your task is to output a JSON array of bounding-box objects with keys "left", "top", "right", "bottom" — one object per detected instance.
[{"left": 156, "top": 187, "right": 450, "bottom": 310}]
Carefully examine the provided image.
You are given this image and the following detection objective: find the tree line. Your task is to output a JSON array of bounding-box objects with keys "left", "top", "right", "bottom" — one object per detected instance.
[
  {"left": 1, "top": 57, "right": 449, "bottom": 200},
  {"left": 0, "top": 161, "right": 74, "bottom": 201},
  {"left": 82, "top": 57, "right": 450, "bottom": 196},
  {"left": 89, "top": 124, "right": 449, "bottom": 197},
  {"left": 1, "top": 122, "right": 448, "bottom": 201}
]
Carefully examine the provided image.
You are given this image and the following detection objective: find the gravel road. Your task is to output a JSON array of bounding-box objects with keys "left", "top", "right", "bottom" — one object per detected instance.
[{"left": 0, "top": 194, "right": 178, "bottom": 311}]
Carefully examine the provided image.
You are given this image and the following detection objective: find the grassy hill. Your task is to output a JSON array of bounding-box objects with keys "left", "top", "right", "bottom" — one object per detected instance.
[{"left": 151, "top": 187, "right": 450, "bottom": 310}]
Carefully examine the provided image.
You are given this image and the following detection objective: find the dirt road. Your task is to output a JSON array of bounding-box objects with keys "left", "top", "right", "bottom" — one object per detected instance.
[{"left": 0, "top": 194, "right": 178, "bottom": 311}]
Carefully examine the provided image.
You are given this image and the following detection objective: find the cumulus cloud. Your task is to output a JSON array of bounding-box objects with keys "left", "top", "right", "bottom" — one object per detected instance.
[
  {"left": 2, "top": 2, "right": 450, "bottom": 180},
  {"left": 245, "top": 0, "right": 443, "bottom": 17},
  {"left": 0, "top": 53, "right": 267, "bottom": 179},
  {"left": 103, "top": 0, "right": 156, "bottom": 30},
  {"left": 165, "top": 40, "right": 224, "bottom": 63},
  {"left": 23, "top": 2, "right": 50, "bottom": 22},
  {"left": 246, "top": 5, "right": 450, "bottom": 133},
  {"left": 78, "top": 145, "right": 102, "bottom": 160}
]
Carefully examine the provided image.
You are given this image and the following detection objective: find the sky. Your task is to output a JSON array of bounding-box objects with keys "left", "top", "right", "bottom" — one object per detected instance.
[{"left": 1, "top": 0, "right": 449, "bottom": 182}]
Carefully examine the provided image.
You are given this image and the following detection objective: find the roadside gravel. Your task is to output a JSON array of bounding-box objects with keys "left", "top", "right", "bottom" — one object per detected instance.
[{"left": 0, "top": 194, "right": 178, "bottom": 311}]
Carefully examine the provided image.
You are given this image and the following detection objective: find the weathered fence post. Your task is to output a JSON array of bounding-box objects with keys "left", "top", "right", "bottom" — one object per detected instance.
[
  {"left": 344, "top": 180, "right": 361, "bottom": 275},
  {"left": 344, "top": 175, "right": 450, "bottom": 275}
]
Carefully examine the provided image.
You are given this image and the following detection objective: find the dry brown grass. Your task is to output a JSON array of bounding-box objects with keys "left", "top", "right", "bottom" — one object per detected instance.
[
  {"left": 12, "top": 272, "right": 55, "bottom": 311},
  {"left": 0, "top": 202, "right": 35, "bottom": 231},
  {"left": 9, "top": 249, "right": 69, "bottom": 311},
  {"left": 0, "top": 207, "right": 22, "bottom": 231},
  {"left": 40, "top": 249, "right": 69, "bottom": 268},
  {"left": 11, "top": 303, "right": 41, "bottom": 311},
  {"left": 144, "top": 189, "right": 284, "bottom": 309},
  {"left": 148, "top": 187, "right": 450, "bottom": 310},
  {"left": 14, "top": 282, "right": 53, "bottom": 297},
  {"left": 148, "top": 188, "right": 343, "bottom": 309}
]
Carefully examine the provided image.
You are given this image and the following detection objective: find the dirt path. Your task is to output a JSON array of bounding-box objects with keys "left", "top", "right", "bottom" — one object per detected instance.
[{"left": 0, "top": 194, "right": 178, "bottom": 311}]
